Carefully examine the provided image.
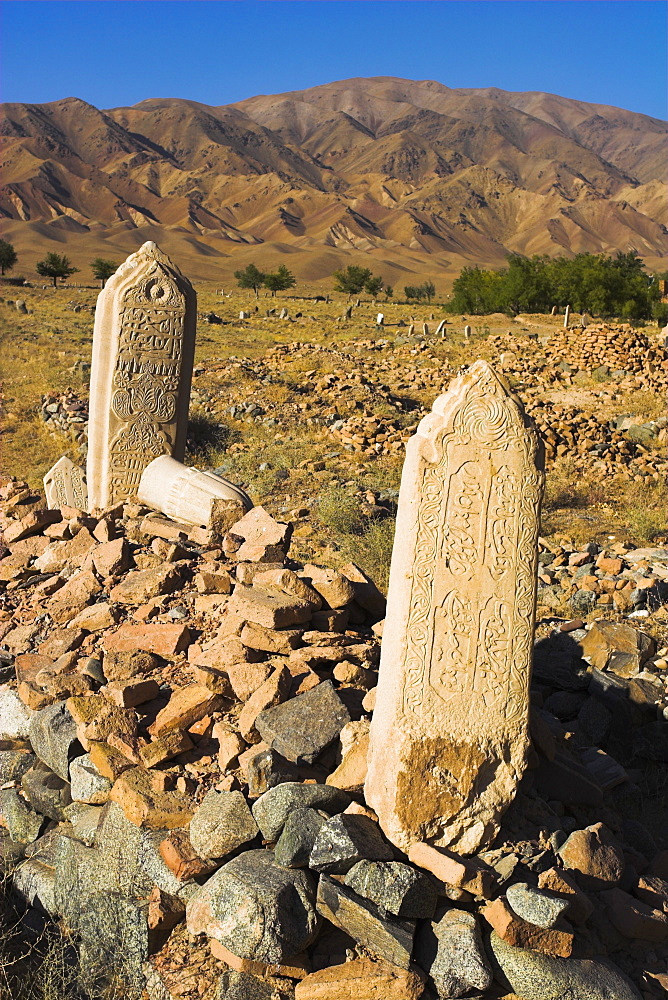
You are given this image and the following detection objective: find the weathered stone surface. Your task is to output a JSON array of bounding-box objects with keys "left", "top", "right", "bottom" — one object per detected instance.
[
  {"left": 79, "top": 891, "right": 149, "bottom": 989},
  {"left": 186, "top": 850, "right": 319, "bottom": 963},
  {"left": 309, "top": 813, "right": 393, "bottom": 875},
  {"left": 326, "top": 719, "right": 369, "bottom": 793},
  {"left": 215, "top": 970, "right": 295, "bottom": 1000},
  {"left": 44, "top": 456, "right": 88, "bottom": 511},
  {"left": 231, "top": 506, "right": 292, "bottom": 563},
  {"left": 344, "top": 859, "right": 438, "bottom": 918},
  {"left": 415, "top": 909, "right": 492, "bottom": 999},
  {"left": 366, "top": 362, "right": 543, "bottom": 853},
  {"left": 274, "top": 808, "right": 327, "bottom": 868},
  {"left": 230, "top": 586, "right": 313, "bottom": 629},
  {"left": 0, "top": 685, "right": 32, "bottom": 737},
  {"left": 189, "top": 789, "right": 259, "bottom": 859},
  {"left": 12, "top": 857, "right": 57, "bottom": 914},
  {"left": 0, "top": 788, "right": 43, "bottom": 843},
  {"left": 295, "top": 958, "right": 423, "bottom": 1000},
  {"left": 301, "top": 564, "right": 356, "bottom": 609},
  {"left": 102, "top": 648, "right": 160, "bottom": 681},
  {"left": 600, "top": 887, "right": 668, "bottom": 943},
  {"left": 252, "top": 782, "right": 351, "bottom": 841},
  {"left": 70, "top": 753, "right": 113, "bottom": 804},
  {"left": 28, "top": 700, "right": 80, "bottom": 780},
  {"left": 579, "top": 620, "right": 654, "bottom": 675},
  {"left": 255, "top": 681, "right": 350, "bottom": 764},
  {"left": 21, "top": 760, "right": 72, "bottom": 821},
  {"left": 316, "top": 875, "right": 415, "bottom": 969},
  {"left": 92, "top": 536, "right": 131, "bottom": 577},
  {"left": 557, "top": 823, "right": 625, "bottom": 889},
  {"left": 62, "top": 801, "right": 104, "bottom": 846},
  {"left": 506, "top": 881, "right": 571, "bottom": 929},
  {"left": 0, "top": 748, "right": 35, "bottom": 783},
  {"left": 110, "top": 767, "right": 194, "bottom": 829},
  {"left": 159, "top": 828, "right": 215, "bottom": 881},
  {"left": 537, "top": 867, "right": 594, "bottom": 925},
  {"left": 87, "top": 242, "right": 196, "bottom": 510},
  {"left": 246, "top": 748, "right": 300, "bottom": 798},
  {"left": 209, "top": 939, "right": 310, "bottom": 979},
  {"left": 109, "top": 564, "right": 182, "bottom": 604},
  {"left": 488, "top": 931, "right": 642, "bottom": 1000}
]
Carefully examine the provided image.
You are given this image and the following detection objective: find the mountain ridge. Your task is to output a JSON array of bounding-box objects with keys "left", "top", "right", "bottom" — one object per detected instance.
[{"left": 2, "top": 76, "right": 666, "bottom": 283}]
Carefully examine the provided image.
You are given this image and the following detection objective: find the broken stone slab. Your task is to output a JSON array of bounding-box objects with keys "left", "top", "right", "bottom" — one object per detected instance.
[
  {"left": 366, "top": 361, "right": 543, "bottom": 854},
  {"left": 109, "top": 766, "right": 194, "bottom": 829},
  {"left": 186, "top": 849, "right": 320, "bottom": 963},
  {"left": 344, "top": 859, "right": 438, "bottom": 919},
  {"left": 294, "top": 958, "right": 424, "bottom": 1000},
  {"left": 159, "top": 828, "right": 216, "bottom": 882},
  {"left": 252, "top": 782, "right": 351, "bottom": 842},
  {"left": 255, "top": 680, "right": 350, "bottom": 764},
  {"left": 537, "top": 867, "right": 594, "bottom": 925},
  {"left": 28, "top": 700, "right": 80, "bottom": 780},
  {"left": 138, "top": 455, "right": 252, "bottom": 527},
  {"left": 408, "top": 842, "right": 497, "bottom": 897},
  {"left": 209, "top": 939, "right": 310, "bottom": 979},
  {"left": 188, "top": 789, "right": 259, "bottom": 860},
  {"left": 229, "top": 585, "right": 313, "bottom": 629},
  {"left": 43, "top": 456, "right": 88, "bottom": 511},
  {"left": 87, "top": 242, "right": 196, "bottom": 510},
  {"left": 274, "top": 808, "right": 327, "bottom": 868},
  {"left": 309, "top": 813, "right": 394, "bottom": 875},
  {"left": 0, "top": 748, "right": 35, "bottom": 783},
  {"left": 149, "top": 684, "right": 224, "bottom": 737},
  {"left": 109, "top": 563, "right": 183, "bottom": 605},
  {"left": 316, "top": 875, "right": 415, "bottom": 969},
  {"left": 578, "top": 620, "right": 655, "bottom": 676},
  {"left": 102, "top": 622, "right": 191, "bottom": 657},
  {"left": 488, "top": 931, "right": 642, "bottom": 1000},
  {"left": 414, "top": 908, "right": 492, "bottom": 999},
  {"left": 301, "top": 564, "right": 356, "bottom": 609},
  {"left": 230, "top": 506, "right": 292, "bottom": 563},
  {"left": 62, "top": 802, "right": 104, "bottom": 847}
]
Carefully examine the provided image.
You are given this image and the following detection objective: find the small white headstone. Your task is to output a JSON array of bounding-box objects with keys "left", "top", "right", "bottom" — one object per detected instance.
[
  {"left": 564, "top": 305, "right": 570, "bottom": 328},
  {"left": 44, "top": 456, "right": 88, "bottom": 511},
  {"left": 376, "top": 313, "right": 384, "bottom": 326}
]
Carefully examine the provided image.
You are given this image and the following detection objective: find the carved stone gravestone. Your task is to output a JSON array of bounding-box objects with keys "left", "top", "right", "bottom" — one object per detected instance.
[
  {"left": 365, "top": 361, "right": 544, "bottom": 854},
  {"left": 86, "top": 242, "right": 196, "bottom": 510},
  {"left": 44, "top": 456, "right": 88, "bottom": 511}
]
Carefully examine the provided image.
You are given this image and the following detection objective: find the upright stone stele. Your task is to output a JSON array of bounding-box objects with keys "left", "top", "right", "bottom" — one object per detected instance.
[
  {"left": 365, "top": 360, "right": 544, "bottom": 854},
  {"left": 86, "top": 242, "right": 196, "bottom": 510}
]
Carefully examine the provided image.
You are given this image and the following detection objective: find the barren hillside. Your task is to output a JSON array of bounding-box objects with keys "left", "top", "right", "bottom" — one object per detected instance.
[{"left": 2, "top": 77, "right": 666, "bottom": 281}]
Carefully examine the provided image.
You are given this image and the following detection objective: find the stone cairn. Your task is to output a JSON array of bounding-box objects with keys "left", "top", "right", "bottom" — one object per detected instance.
[{"left": 1, "top": 251, "right": 667, "bottom": 999}]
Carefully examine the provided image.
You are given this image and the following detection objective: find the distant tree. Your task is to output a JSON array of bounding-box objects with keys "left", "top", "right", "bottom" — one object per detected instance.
[
  {"left": 90, "top": 258, "right": 118, "bottom": 288},
  {"left": 384, "top": 286, "right": 393, "bottom": 301},
  {"left": 36, "top": 252, "right": 79, "bottom": 287},
  {"left": 364, "top": 275, "right": 384, "bottom": 300},
  {"left": 421, "top": 281, "right": 436, "bottom": 304},
  {"left": 263, "top": 264, "right": 296, "bottom": 296},
  {"left": 234, "top": 263, "right": 266, "bottom": 297},
  {"left": 404, "top": 285, "right": 424, "bottom": 302},
  {"left": 333, "top": 265, "right": 373, "bottom": 300},
  {"left": 0, "top": 240, "right": 18, "bottom": 276}
]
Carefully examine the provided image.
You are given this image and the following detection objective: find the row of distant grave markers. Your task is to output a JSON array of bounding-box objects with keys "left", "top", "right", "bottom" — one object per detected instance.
[{"left": 44, "top": 243, "right": 544, "bottom": 854}]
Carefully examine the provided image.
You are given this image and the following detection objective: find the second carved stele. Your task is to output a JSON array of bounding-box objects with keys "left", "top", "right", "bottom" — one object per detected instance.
[{"left": 86, "top": 242, "right": 196, "bottom": 510}]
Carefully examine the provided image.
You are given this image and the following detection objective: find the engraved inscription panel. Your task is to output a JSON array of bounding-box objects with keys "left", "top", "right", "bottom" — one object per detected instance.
[
  {"left": 402, "top": 365, "right": 542, "bottom": 732},
  {"left": 108, "top": 274, "right": 186, "bottom": 504},
  {"left": 44, "top": 457, "right": 88, "bottom": 511}
]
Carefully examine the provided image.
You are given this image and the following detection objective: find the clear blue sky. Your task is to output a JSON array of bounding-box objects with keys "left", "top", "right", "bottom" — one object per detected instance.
[{"left": 2, "top": 1, "right": 666, "bottom": 119}]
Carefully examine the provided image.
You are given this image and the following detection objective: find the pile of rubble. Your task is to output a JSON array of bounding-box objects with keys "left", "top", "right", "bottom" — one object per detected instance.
[
  {"left": 40, "top": 390, "right": 89, "bottom": 452},
  {"left": 1, "top": 474, "right": 667, "bottom": 999},
  {"left": 545, "top": 324, "right": 666, "bottom": 380}
]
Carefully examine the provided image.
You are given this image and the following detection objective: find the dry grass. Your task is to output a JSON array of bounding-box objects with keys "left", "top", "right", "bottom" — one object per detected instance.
[{"left": 2, "top": 283, "right": 665, "bottom": 556}]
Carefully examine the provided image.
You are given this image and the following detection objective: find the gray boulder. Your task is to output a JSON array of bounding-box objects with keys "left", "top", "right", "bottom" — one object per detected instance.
[
  {"left": 415, "top": 909, "right": 491, "bottom": 998},
  {"left": 186, "top": 850, "right": 319, "bottom": 963},
  {"left": 189, "top": 789, "right": 258, "bottom": 860},
  {"left": 489, "top": 930, "right": 642, "bottom": 999},
  {"left": 252, "top": 782, "right": 350, "bottom": 841},
  {"left": 22, "top": 760, "right": 72, "bottom": 821},
  {"left": 255, "top": 681, "right": 350, "bottom": 764},
  {"left": 344, "top": 859, "right": 438, "bottom": 918},
  {"left": 309, "top": 813, "right": 393, "bottom": 875},
  {"left": 0, "top": 788, "right": 43, "bottom": 844},
  {"left": 506, "top": 882, "right": 571, "bottom": 929},
  {"left": 274, "top": 807, "right": 326, "bottom": 868},
  {"left": 70, "top": 753, "right": 112, "bottom": 804}
]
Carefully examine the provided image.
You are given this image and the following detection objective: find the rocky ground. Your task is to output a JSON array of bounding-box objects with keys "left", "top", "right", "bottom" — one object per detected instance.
[{"left": 1, "top": 470, "right": 667, "bottom": 1000}]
